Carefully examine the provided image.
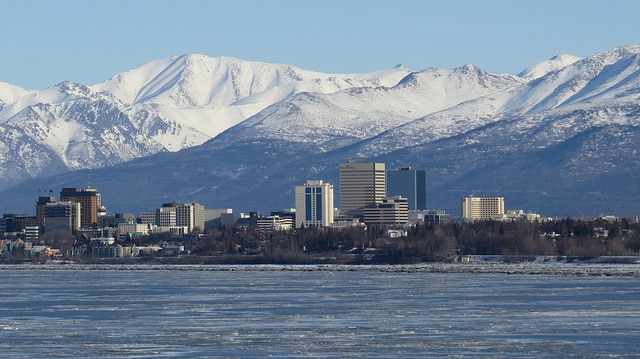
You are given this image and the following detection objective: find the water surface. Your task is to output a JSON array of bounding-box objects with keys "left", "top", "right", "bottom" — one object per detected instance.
[{"left": 0, "top": 269, "right": 638, "bottom": 358}]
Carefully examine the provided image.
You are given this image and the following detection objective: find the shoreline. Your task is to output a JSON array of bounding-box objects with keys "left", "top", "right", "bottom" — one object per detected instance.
[{"left": 1, "top": 261, "right": 639, "bottom": 277}]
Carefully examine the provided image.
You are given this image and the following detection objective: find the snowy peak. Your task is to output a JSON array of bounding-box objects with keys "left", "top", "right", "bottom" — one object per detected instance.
[
  {"left": 94, "top": 54, "right": 412, "bottom": 108},
  {"left": 511, "top": 45, "right": 640, "bottom": 112},
  {"left": 1, "top": 81, "right": 96, "bottom": 119},
  {"left": 217, "top": 62, "right": 525, "bottom": 155},
  {"left": 401, "top": 64, "right": 522, "bottom": 91},
  {"left": 1, "top": 44, "right": 640, "bottom": 210},
  {"left": 391, "top": 64, "right": 522, "bottom": 114},
  {"left": 0, "top": 54, "right": 415, "bottom": 191},
  {"left": 518, "top": 54, "right": 582, "bottom": 80},
  {"left": 0, "top": 81, "right": 33, "bottom": 112}
]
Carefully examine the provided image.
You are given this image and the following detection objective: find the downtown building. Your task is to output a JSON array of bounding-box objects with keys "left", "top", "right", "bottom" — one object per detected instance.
[
  {"left": 60, "top": 187, "right": 102, "bottom": 228},
  {"left": 363, "top": 196, "right": 409, "bottom": 225},
  {"left": 43, "top": 201, "right": 81, "bottom": 233},
  {"left": 295, "top": 180, "right": 334, "bottom": 228},
  {"left": 386, "top": 167, "right": 426, "bottom": 211},
  {"left": 461, "top": 197, "right": 505, "bottom": 221},
  {"left": 36, "top": 195, "right": 56, "bottom": 226},
  {"left": 140, "top": 202, "right": 205, "bottom": 233},
  {"left": 339, "top": 162, "right": 386, "bottom": 219}
]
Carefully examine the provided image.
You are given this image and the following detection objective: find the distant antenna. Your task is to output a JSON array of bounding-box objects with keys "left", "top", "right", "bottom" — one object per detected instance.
[{"left": 87, "top": 174, "right": 91, "bottom": 189}]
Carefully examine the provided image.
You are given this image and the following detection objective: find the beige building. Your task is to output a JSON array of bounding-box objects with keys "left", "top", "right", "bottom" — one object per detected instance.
[
  {"left": 295, "top": 180, "right": 334, "bottom": 228},
  {"left": 339, "top": 162, "right": 386, "bottom": 218},
  {"left": 363, "top": 196, "right": 409, "bottom": 225},
  {"left": 147, "top": 203, "right": 205, "bottom": 233},
  {"left": 461, "top": 197, "right": 505, "bottom": 221},
  {"left": 118, "top": 223, "right": 151, "bottom": 237}
]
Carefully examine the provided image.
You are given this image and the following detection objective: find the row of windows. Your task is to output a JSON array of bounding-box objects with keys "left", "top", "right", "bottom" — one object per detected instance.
[{"left": 305, "top": 193, "right": 324, "bottom": 222}]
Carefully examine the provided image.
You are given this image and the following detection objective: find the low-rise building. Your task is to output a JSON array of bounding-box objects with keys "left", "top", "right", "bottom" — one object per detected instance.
[
  {"left": 118, "top": 223, "right": 151, "bottom": 237},
  {"left": 424, "top": 210, "right": 451, "bottom": 225},
  {"left": 505, "top": 209, "right": 541, "bottom": 222},
  {"left": 257, "top": 216, "right": 293, "bottom": 232},
  {"left": 93, "top": 245, "right": 132, "bottom": 258},
  {"left": 151, "top": 226, "right": 188, "bottom": 236},
  {"left": 363, "top": 196, "right": 408, "bottom": 225},
  {"left": 331, "top": 217, "right": 362, "bottom": 228},
  {"left": 24, "top": 226, "right": 41, "bottom": 241},
  {"left": 90, "top": 237, "right": 115, "bottom": 246}
]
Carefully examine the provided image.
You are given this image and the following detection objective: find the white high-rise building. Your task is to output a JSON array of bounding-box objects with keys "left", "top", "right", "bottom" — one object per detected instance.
[
  {"left": 176, "top": 203, "right": 205, "bottom": 232},
  {"left": 461, "top": 197, "right": 505, "bottom": 221},
  {"left": 339, "top": 162, "right": 386, "bottom": 218},
  {"left": 295, "top": 180, "right": 334, "bottom": 228},
  {"left": 156, "top": 206, "right": 177, "bottom": 227}
]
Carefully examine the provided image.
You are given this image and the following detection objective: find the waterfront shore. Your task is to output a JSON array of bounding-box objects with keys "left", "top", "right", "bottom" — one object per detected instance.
[{"left": 2, "top": 259, "right": 639, "bottom": 277}]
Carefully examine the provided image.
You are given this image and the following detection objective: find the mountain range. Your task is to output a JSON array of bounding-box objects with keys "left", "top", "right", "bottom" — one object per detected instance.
[{"left": 1, "top": 45, "right": 639, "bottom": 218}]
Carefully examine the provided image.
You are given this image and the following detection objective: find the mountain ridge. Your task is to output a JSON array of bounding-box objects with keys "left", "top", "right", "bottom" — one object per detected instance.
[{"left": 1, "top": 45, "right": 639, "bottom": 217}]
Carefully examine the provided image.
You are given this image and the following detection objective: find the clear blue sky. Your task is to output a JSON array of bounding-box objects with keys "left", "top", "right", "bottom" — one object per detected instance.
[{"left": 2, "top": 0, "right": 639, "bottom": 89}]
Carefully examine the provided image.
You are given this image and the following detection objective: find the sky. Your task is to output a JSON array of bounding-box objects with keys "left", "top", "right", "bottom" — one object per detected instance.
[{"left": 2, "top": 0, "right": 639, "bottom": 90}]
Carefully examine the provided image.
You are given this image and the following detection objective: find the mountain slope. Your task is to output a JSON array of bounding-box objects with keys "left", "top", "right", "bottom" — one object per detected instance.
[
  {"left": 1, "top": 45, "right": 639, "bottom": 218},
  {"left": 518, "top": 54, "right": 582, "bottom": 80},
  {"left": 0, "top": 81, "right": 32, "bottom": 111},
  {"left": 0, "top": 55, "right": 412, "bottom": 190}
]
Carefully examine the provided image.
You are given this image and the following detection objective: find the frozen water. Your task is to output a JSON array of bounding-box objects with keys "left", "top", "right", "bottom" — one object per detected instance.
[{"left": 0, "top": 267, "right": 638, "bottom": 358}]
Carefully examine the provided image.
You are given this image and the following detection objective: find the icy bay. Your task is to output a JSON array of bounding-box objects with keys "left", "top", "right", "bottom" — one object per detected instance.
[{"left": 1, "top": 268, "right": 638, "bottom": 358}]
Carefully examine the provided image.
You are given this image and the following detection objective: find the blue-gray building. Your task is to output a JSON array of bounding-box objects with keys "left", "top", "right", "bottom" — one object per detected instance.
[
  {"left": 386, "top": 167, "right": 426, "bottom": 210},
  {"left": 424, "top": 210, "right": 451, "bottom": 225}
]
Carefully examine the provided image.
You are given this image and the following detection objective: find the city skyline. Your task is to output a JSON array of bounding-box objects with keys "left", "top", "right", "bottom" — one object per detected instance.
[{"left": 0, "top": 157, "right": 631, "bottom": 230}]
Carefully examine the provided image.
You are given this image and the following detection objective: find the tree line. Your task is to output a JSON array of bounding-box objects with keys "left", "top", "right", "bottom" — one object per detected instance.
[
  {"left": 8, "top": 218, "right": 640, "bottom": 264},
  {"left": 150, "top": 218, "right": 640, "bottom": 264}
]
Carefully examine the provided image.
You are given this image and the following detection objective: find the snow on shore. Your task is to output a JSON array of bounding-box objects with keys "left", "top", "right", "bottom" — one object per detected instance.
[{"left": 2, "top": 261, "right": 639, "bottom": 277}]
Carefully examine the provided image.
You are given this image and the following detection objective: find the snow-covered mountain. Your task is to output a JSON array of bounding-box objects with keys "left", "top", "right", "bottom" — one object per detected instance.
[
  {"left": 0, "top": 55, "right": 411, "bottom": 189},
  {"left": 1, "top": 45, "right": 639, "bottom": 217},
  {"left": 517, "top": 54, "right": 581, "bottom": 80},
  {"left": 0, "top": 81, "right": 33, "bottom": 112}
]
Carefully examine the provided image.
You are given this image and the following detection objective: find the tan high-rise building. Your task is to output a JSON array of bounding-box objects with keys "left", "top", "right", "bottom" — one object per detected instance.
[
  {"left": 339, "top": 162, "right": 386, "bottom": 218},
  {"left": 461, "top": 197, "right": 504, "bottom": 221},
  {"left": 60, "top": 188, "right": 101, "bottom": 228}
]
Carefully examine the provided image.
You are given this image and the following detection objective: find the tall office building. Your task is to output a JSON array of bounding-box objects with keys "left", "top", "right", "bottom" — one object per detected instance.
[
  {"left": 461, "top": 197, "right": 505, "bottom": 221},
  {"left": 156, "top": 205, "right": 177, "bottom": 227},
  {"left": 386, "top": 167, "right": 426, "bottom": 210},
  {"left": 44, "top": 201, "right": 81, "bottom": 233},
  {"left": 176, "top": 203, "right": 205, "bottom": 232},
  {"left": 150, "top": 202, "right": 205, "bottom": 233},
  {"left": 295, "top": 180, "right": 334, "bottom": 228},
  {"left": 36, "top": 195, "right": 56, "bottom": 225},
  {"left": 339, "top": 162, "right": 386, "bottom": 218},
  {"left": 60, "top": 187, "right": 101, "bottom": 228}
]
